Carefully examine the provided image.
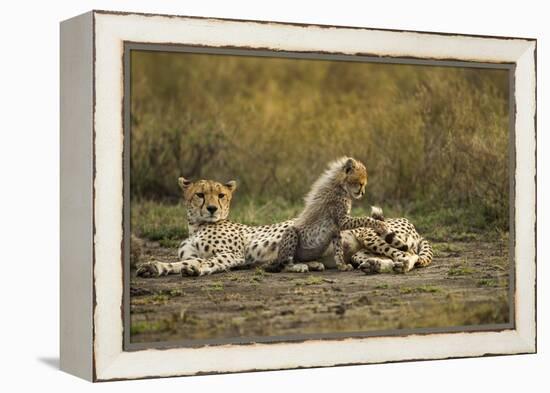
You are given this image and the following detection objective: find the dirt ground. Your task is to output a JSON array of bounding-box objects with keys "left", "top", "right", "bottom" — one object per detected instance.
[{"left": 129, "top": 238, "right": 510, "bottom": 344}]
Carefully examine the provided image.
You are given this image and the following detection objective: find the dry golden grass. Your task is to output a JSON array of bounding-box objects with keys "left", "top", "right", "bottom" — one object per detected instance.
[{"left": 130, "top": 51, "right": 509, "bottom": 230}]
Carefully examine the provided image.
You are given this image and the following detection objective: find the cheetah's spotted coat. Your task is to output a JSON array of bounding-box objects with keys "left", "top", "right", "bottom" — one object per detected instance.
[
  {"left": 136, "top": 167, "right": 432, "bottom": 277},
  {"left": 136, "top": 178, "right": 323, "bottom": 277}
]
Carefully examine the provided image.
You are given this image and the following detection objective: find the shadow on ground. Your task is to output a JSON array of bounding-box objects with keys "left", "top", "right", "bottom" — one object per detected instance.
[{"left": 37, "top": 357, "right": 59, "bottom": 370}]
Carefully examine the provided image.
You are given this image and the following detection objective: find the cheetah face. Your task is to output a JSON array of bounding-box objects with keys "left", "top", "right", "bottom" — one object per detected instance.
[
  {"left": 178, "top": 177, "right": 237, "bottom": 224},
  {"left": 342, "top": 158, "right": 367, "bottom": 199}
]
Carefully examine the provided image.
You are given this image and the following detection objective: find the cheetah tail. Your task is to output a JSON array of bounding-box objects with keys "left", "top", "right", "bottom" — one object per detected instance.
[
  {"left": 370, "top": 206, "right": 385, "bottom": 221},
  {"left": 416, "top": 238, "right": 434, "bottom": 267}
]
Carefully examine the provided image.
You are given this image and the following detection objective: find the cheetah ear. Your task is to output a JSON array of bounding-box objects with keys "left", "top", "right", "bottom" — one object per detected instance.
[
  {"left": 178, "top": 177, "right": 192, "bottom": 190},
  {"left": 225, "top": 180, "right": 237, "bottom": 192},
  {"left": 344, "top": 158, "right": 355, "bottom": 174}
]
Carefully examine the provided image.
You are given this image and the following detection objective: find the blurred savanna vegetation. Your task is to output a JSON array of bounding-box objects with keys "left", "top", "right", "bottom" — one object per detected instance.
[{"left": 130, "top": 50, "right": 510, "bottom": 245}]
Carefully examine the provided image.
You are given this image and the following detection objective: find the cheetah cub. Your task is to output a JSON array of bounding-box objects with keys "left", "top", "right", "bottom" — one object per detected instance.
[{"left": 266, "top": 157, "right": 397, "bottom": 272}]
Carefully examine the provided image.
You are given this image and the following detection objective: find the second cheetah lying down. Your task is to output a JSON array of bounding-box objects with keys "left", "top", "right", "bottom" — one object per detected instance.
[{"left": 328, "top": 206, "right": 433, "bottom": 274}]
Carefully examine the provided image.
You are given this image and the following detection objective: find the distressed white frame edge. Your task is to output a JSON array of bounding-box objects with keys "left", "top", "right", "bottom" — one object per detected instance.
[
  {"left": 85, "top": 11, "right": 535, "bottom": 381},
  {"left": 60, "top": 11, "right": 94, "bottom": 381}
]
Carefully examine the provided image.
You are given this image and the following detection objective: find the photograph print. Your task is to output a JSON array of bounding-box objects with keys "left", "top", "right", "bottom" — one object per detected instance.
[{"left": 126, "top": 47, "right": 512, "bottom": 346}]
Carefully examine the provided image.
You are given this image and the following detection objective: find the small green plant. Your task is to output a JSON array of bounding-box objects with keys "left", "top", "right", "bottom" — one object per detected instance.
[
  {"left": 432, "top": 242, "right": 464, "bottom": 254},
  {"left": 477, "top": 279, "right": 498, "bottom": 287},
  {"left": 295, "top": 276, "right": 324, "bottom": 286},
  {"left": 169, "top": 289, "right": 183, "bottom": 296},
  {"left": 306, "top": 276, "right": 324, "bottom": 285},
  {"left": 151, "top": 293, "right": 170, "bottom": 303},
  {"left": 159, "top": 238, "right": 181, "bottom": 248},
  {"left": 399, "top": 285, "right": 441, "bottom": 294},
  {"left": 415, "top": 285, "right": 442, "bottom": 293},
  {"left": 447, "top": 266, "right": 475, "bottom": 276},
  {"left": 130, "top": 320, "right": 171, "bottom": 335},
  {"left": 204, "top": 281, "right": 224, "bottom": 292}
]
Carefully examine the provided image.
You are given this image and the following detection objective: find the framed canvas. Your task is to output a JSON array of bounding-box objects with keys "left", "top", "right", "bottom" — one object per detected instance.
[{"left": 60, "top": 10, "right": 537, "bottom": 382}]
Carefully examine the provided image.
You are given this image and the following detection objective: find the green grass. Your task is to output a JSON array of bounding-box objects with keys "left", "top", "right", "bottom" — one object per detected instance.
[
  {"left": 130, "top": 320, "right": 172, "bottom": 335},
  {"left": 448, "top": 266, "right": 475, "bottom": 276},
  {"left": 230, "top": 197, "right": 302, "bottom": 226},
  {"left": 295, "top": 276, "right": 325, "bottom": 286},
  {"left": 352, "top": 202, "right": 505, "bottom": 242},
  {"left": 399, "top": 285, "right": 442, "bottom": 294},
  {"left": 378, "top": 204, "right": 500, "bottom": 242},
  {"left": 477, "top": 279, "right": 498, "bottom": 287},
  {"left": 131, "top": 199, "right": 505, "bottom": 246},
  {"left": 131, "top": 200, "right": 188, "bottom": 241},
  {"left": 168, "top": 289, "right": 183, "bottom": 296},
  {"left": 432, "top": 242, "right": 464, "bottom": 254},
  {"left": 203, "top": 282, "right": 225, "bottom": 292},
  {"left": 254, "top": 267, "right": 265, "bottom": 277},
  {"left": 130, "top": 51, "right": 510, "bottom": 229}
]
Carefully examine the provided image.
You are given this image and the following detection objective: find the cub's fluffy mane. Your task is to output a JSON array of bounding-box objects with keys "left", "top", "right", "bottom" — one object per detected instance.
[{"left": 297, "top": 156, "right": 352, "bottom": 224}]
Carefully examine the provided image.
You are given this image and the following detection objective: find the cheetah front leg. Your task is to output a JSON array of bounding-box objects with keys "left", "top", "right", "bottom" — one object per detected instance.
[
  {"left": 351, "top": 250, "right": 395, "bottom": 274},
  {"left": 136, "top": 260, "right": 187, "bottom": 278},
  {"left": 282, "top": 263, "right": 310, "bottom": 273},
  {"left": 355, "top": 246, "right": 418, "bottom": 274},
  {"left": 279, "top": 261, "right": 325, "bottom": 273},
  {"left": 136, "top": 240, "right": 201, "bottom": 278},
  {"left": 305, "top": 262, "right": 325, "bottom": 271},
  {"left": 332, "top": 233, "right": 354, "bottom": 271},
  {"left": 338, "top": 215, "right": 394, "bottom": 239},
  {"left": 180, "top": 252, "right": 246, "bottom": 276}
]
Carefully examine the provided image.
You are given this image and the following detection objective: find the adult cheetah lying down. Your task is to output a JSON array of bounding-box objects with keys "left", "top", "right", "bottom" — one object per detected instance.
[{"left": 136, "top": 177, "right": 326, "bottom": 277}]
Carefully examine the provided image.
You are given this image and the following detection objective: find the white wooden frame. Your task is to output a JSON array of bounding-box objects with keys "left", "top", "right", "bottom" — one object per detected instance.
[{"left": 60, "top": 10, "right": 536, "bottom": 382}]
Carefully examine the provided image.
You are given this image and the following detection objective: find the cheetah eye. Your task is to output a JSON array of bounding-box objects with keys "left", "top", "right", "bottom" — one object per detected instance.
[
  {"left": 195, "top": 192, "right": 204, "bottom": 198},
  {"left": 218, "top": 193, "right": 225, "bottom": 199}
]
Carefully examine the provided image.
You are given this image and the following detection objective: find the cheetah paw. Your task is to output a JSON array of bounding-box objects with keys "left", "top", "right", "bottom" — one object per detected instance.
[
  {"left": 284, "top": 263, "right": 309, "bottom": 273},
  {"left": 337, "top": 263, "right": 354, "bottom": 272},
  {"left": 392, "top": 261, "right": 406, "bottom": 274},
  {"left": 180, "top": 260, "right": 205, "bottom": 277},
  {"left": 393, "top": 255, "right": 419, "bottom": 274},
  {"left": 307, "top": 262, "right": 326, "bottom": 272},
  {"left": 136, "top": 260, "right": 168, "bottom": 278},
  {"left": 359, "top": 259, "right": 382, "bottom": 275}
]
